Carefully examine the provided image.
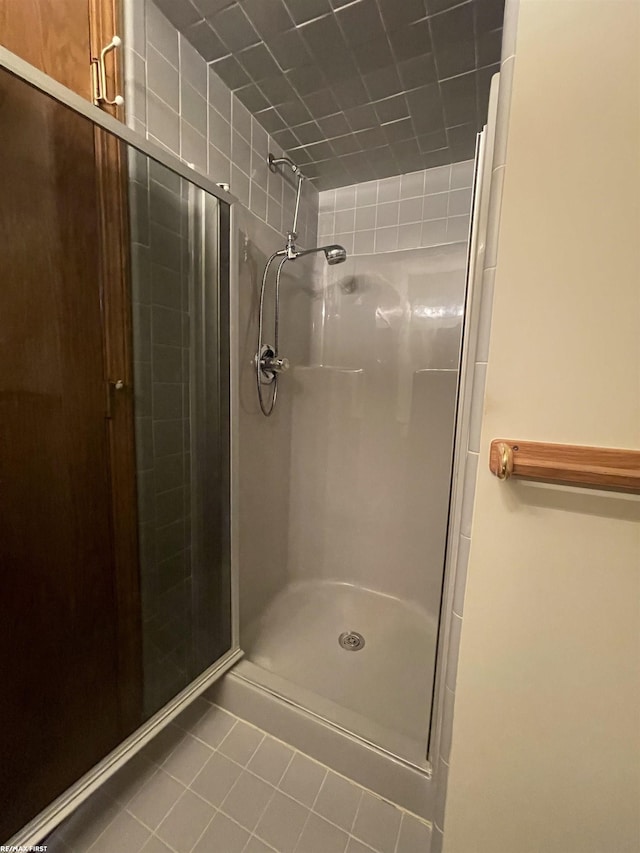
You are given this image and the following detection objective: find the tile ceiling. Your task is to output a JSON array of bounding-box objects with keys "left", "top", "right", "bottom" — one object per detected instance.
[{"left": 154, "top": 0, "right": 505, "bottom": 189}]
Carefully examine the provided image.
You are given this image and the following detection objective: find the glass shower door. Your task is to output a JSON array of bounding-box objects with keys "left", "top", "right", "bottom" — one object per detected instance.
[
  {"left": 129, "top": 152, "right": 234, "bottom": 718},
  {"left": 0, "top": 53, "right": 237, "bottom": 843}
]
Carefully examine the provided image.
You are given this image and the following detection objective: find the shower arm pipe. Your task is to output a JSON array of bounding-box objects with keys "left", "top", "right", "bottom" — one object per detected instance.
[
  {"left": 293, "top": 244, "right": 344, "bottom": 260},
  {"left": 268, "top": 152, "right": 305, "bottom": 244},
  {"left": 291, "top": 170, "right": 304, "bottom": 240},
  {"left": 268, "top": 153, "right": 304, "bottom": 180}
]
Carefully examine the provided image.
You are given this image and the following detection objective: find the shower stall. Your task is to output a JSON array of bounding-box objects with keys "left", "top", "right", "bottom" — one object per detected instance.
[{"left": 214, "top": 153, "right": 475, "bottom": 815}]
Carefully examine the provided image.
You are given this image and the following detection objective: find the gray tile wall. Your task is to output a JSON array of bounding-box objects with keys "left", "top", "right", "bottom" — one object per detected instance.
[
  {"left": 318, "top": 159, "right": 474, "bottom": 255},
  {"left": 124, "top": 0, "right": 319, "bottom": 249},
  {"left": 129, "top": 149, "right": 194, "bottom": 715}
]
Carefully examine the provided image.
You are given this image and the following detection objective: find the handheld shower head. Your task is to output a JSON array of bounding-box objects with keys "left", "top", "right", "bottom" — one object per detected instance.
[
  {"left": 293, "top": 243, "right": 348, "bottom": 264},
  {"left": 324, "top": 245, "right": 347, "bottom": 265}
]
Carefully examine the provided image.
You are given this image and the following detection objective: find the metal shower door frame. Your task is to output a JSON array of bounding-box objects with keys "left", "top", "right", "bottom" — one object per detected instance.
[{"left": 428, "top": 73, "right": 502, "bottom": 776}]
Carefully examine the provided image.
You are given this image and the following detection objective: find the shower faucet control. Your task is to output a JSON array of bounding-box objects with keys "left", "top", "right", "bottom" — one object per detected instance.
[
  {"left": 257, "top": 344, "right": 289, "bottom": 385},
  {"left": 263, "top": 355, "right": 290, "bottom": 373}
]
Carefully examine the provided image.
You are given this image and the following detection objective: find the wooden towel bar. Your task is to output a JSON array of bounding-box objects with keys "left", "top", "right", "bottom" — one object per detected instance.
[{"left": 489, "top": 439, "right": 640, "bottom": 493}]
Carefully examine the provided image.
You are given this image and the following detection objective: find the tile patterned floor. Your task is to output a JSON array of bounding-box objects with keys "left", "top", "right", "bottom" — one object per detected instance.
[{"left": 45, "top": 697, "right": 431, "bottom": 853}]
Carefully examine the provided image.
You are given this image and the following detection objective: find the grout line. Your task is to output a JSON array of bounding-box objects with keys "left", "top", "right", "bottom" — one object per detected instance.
[
  {"left": 273, "top": 749, "right": 297, "bottom": 788},
  {"left": 213, "top": 717, "right": 238, "bottom": 750},
  {"left": 245, "top": 732, "right": 267, "bottom": 766},
  {"left": 309, "top": 769, "right": 329, "bottom": 812},
  {"left": 148, "top": 831, "right": 180, "bottom": 853},
  {"left": 392, "top": 812, "right": 406, "bottom": 853},
  {"left": 243, "top": 831, "right": 280, "bottom": 853},
  {"left": 292, "top": 811, "right": 312, "bottom": 853},
  {"left": 218, "top": 775, "right": 277, "bottom": 841},
  {"left": 348, "top": 787, "right": 365, "bottom": 835},
  {"left": 185, "top": 804, "right": 219, "bottom": 853},
  {"left": 290, "top": 764, "right": 329, "bottom": 853},
  {"left": 149, "top": 823, "right": 182, "bottom": 853},
  {"left": 350, "top": 841, "right": 378, "bottom": 853}
]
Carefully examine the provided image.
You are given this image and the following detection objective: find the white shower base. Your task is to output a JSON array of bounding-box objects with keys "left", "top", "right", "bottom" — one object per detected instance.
[{"left": 242, "top": 580, "right": 438, "bottom": 765}]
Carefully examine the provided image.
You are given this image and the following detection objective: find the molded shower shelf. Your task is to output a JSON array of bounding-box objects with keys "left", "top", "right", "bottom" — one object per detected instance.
[{"left": 489, "top": 439, "right": 640, "bottom": 492}]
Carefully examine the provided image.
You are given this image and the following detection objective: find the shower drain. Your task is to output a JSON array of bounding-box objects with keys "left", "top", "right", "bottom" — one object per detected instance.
[{"left": 338, "top": 631, "right": 365, "bottom": 651}]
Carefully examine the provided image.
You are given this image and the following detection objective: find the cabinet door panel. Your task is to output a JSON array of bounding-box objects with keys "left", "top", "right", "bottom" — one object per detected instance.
[{"left": 0, "top": 0, "right": 93, "bottom": 96}]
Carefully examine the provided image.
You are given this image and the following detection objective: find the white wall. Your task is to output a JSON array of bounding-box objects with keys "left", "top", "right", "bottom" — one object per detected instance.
[
  {"left": 444, "top": 2, "right": 640, "bottom": 852},
  {"left": 284, "top": 164, "right": 474, "bottom": 611},
  {"left": 285, "top": 244, "right": 466, "bottom": 611}
]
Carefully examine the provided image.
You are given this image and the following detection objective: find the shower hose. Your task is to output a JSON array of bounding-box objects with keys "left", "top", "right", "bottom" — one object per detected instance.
[{"left": 256, "top": 252, "right": 288, "bottom": 417}]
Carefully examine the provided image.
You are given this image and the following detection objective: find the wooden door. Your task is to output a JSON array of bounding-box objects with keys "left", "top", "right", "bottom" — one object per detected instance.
[{"left": 0, "top": 0, "right": 140, "bottom": 840}]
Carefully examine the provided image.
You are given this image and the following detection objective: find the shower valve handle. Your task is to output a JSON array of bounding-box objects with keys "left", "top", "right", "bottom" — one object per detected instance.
[{"left": 262, "top": 355, "right": 290, "bottom": 374}]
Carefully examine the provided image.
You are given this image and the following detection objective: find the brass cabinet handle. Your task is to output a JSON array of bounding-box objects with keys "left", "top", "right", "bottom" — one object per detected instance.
[{"left": 91, "top": 36, "right": 124, "bottom": 108}]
